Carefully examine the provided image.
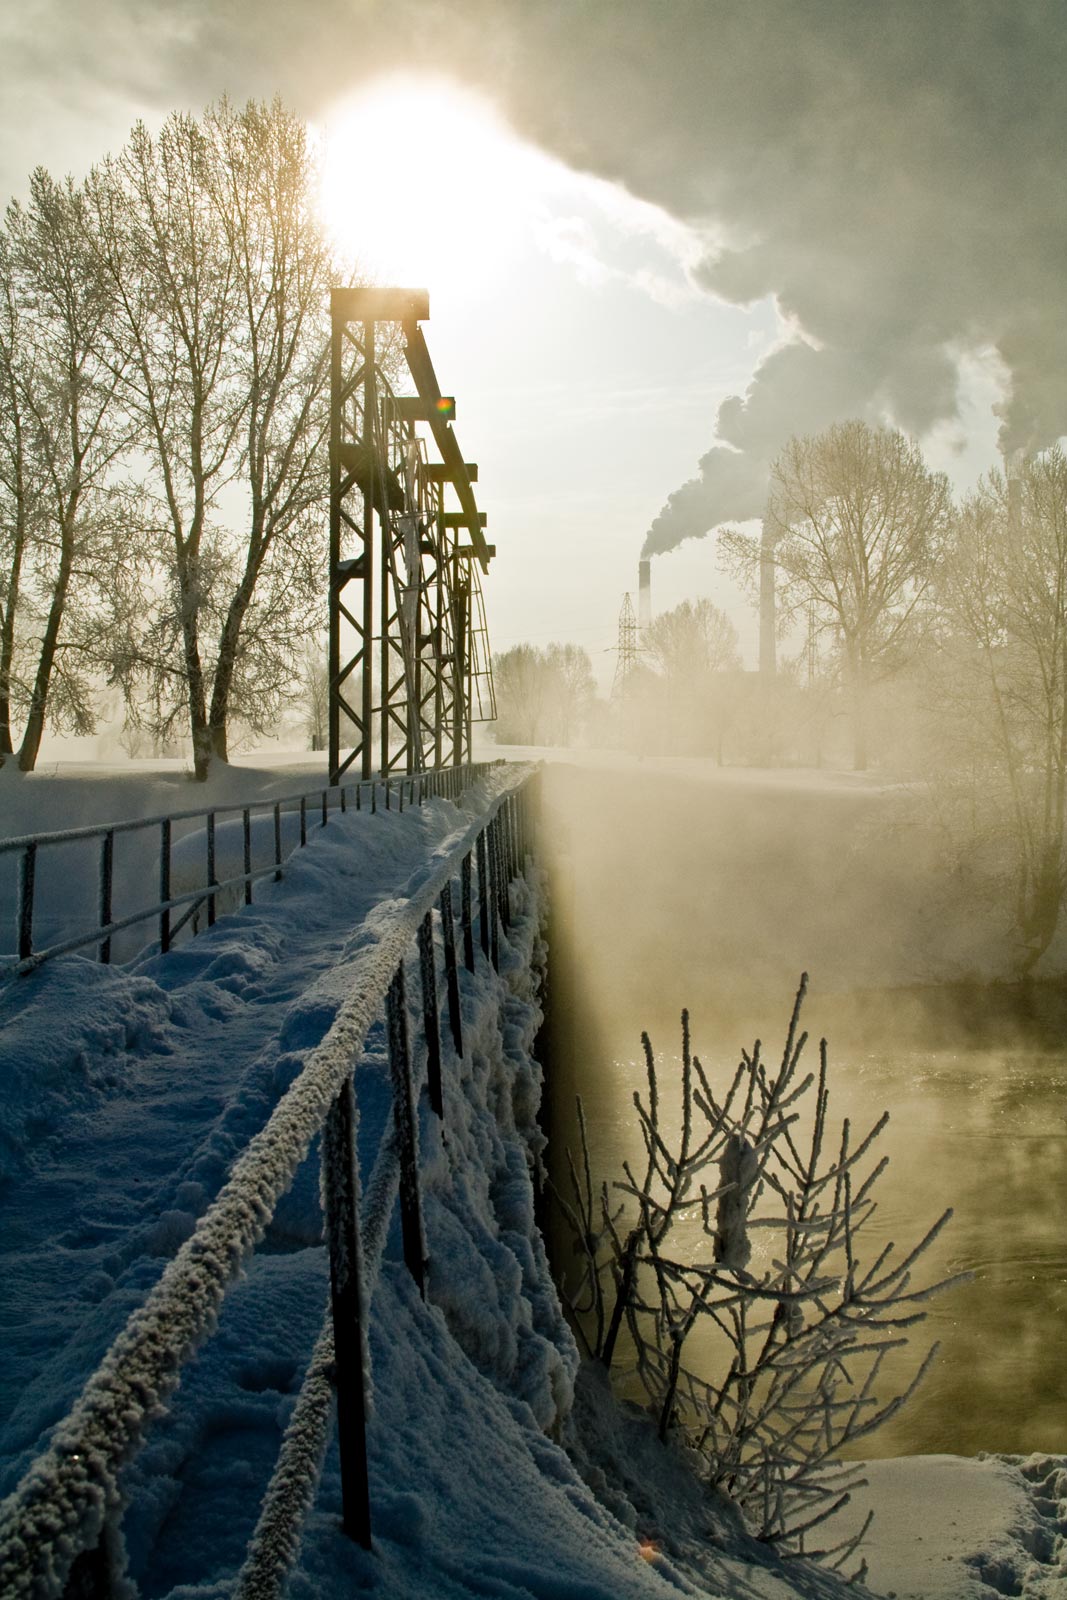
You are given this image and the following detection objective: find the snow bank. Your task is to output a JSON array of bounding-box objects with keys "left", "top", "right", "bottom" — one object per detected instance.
[
  {"left": 0, "top": 767, "right": 537, "bottom": 1595},
  {"left": 0, "top": 959, "right": 175, "bottom": 1178},
  {"left": 1, "top": 756, "right": 1065, "bottom": 1600},
  {"left": 840, "top": 1454, "right": 1067, "bottom": 1599}
]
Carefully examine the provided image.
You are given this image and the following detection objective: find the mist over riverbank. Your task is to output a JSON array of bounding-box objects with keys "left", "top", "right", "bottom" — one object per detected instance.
[{"left": 531, "top": 749, "right": 1067, "bottom": 1463}]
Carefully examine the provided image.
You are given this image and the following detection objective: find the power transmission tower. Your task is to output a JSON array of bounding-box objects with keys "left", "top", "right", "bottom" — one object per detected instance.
[{"left": 612, "top": 592, "right": 639, "bottom": 696}]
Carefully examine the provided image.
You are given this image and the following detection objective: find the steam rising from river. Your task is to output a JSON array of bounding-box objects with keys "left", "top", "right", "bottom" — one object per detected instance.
[{"left": 539, "top": 756, "right": 1067, "bottom": 1457}]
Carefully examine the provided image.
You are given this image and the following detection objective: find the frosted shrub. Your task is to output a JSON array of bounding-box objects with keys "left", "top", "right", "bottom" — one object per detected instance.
[{"left": 556, "top": 975, "right": 962, "bottom": 1573}]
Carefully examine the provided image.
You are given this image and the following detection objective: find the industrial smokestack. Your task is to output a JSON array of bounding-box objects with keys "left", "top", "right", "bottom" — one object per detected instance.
[{"left": 638, "top": 558, "right": 651, "bottom": 630}]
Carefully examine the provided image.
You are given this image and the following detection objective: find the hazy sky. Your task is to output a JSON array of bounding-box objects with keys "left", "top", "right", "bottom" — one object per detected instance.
[{"left": 1, "top": 1, "right": 1062, "bottom": 678}]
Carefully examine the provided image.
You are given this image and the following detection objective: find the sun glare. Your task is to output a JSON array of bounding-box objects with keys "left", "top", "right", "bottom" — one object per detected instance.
[
  {"left": 318, "top": 77, "right": 540, "bottom": 301},
  {"left": 317, "top": 75, "right": 705, "bottom": 309}
]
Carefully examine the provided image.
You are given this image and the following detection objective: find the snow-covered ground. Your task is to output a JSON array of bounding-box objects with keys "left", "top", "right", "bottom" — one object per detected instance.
[{"left": 0, "top": 755, "right": 1063, "bottom": 1598}]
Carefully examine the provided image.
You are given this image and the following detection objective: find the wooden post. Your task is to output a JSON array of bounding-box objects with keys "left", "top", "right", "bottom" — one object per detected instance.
[
  {"left": 206, "top": 814, "right": 217, "bottom": 927},
  {"left": 243, "top": 809, "right": 253, "bottom": 905},
  {"left": 386, "top": 964, "right": 426, "bottom": 1292},
  {"left": 321, "top": 1077, "right": 373, "bottom": 1548},
  {"left": 461, "top": 852, "right": 475, "bottom": 973},
  {"left": 159, "top": 819, "right": 171, "bottom": 953},
  {"left": 440, "top": 883, "right": 463, "bottom": 1057},
  {"left": 417, "top": 911, "right": 444, "bottom": 1117},
  {"left": 98, "top": 830, "right": 114, "bottom": 963}
]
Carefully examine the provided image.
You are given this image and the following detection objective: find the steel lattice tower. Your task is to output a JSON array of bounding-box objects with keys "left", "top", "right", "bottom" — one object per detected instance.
[
  {"left": 612, "top": 592, "right": 639, "bottom": 696},
  {"left": 328, "top": 288, "right": 496, "bottom": 784}
]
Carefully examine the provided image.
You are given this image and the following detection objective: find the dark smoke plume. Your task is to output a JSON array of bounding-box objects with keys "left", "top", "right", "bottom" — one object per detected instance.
[{"left": 5, "top": 0, "right": 1065, "bottom": 560}]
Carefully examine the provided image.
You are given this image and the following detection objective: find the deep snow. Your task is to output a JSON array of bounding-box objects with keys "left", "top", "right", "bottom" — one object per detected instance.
[{"left": 0, "top": 756, "right": 1063, "bottom": 1599}]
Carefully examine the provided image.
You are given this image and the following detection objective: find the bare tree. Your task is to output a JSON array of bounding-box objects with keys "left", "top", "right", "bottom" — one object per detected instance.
[
  {"left": 0, "top": 229, "right": 38, "bottom": 757},
  {"left": 557, "top": 979, "right": 960, "bottom": 1570},
  {"left": 723, "top": 422, "right": 950, "bottom": 769},
  {"left": 85, "top": 100, "right": 346, "bottom": 779},
  {"left": 643, "top": 596, "right": 741, "bottom": 682},
  {"left": 544, "top": 641, "right": 596, "bottom": 744},
  {"left": 0, "top": 173, "right": 131, "bottom": 771},
  {"left": 298, "top": 644, "right": 329, "bottom": 751},
  {"left": 936, "top": 448, "right": 1067, "bottom": 968},
  {"left": 643, "top": 597, "right": 741, "bottom": 759},
  {"left": 494, "top": 640, "right": 597, "bottom": 746}
]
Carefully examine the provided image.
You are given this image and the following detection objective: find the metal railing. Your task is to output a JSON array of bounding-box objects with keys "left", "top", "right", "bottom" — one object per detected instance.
[
  {"left": 0, "top": 762, "right": 500, "bottom": 978},
  {"left": 0, "top": 765, "right": 538, "bottom": 1600}
]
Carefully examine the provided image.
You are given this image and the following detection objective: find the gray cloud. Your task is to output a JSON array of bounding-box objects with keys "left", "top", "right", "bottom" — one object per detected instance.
[{"left": 4, "top": 1, "right": 1063, "bottom": 556}]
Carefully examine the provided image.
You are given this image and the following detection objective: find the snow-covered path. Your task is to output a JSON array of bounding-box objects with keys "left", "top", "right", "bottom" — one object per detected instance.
[
  {"left": 1, "top": 755, "right": 1064, "bottom": 1600},
  {"left": 0, "top": 782, "right": 507, "bottom": 1490}
]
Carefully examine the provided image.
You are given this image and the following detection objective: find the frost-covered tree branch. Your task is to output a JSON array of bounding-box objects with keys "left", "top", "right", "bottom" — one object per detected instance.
[{"left": 557, "top": 975, "right": 964, "bottom": 1573}]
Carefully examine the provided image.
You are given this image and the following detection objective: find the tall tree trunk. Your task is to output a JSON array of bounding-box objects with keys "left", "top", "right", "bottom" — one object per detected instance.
[
  {"left": 0, "top": 535, "right": 24, "bottom": 756},
  {"left": 0, "top": 464, "right": 28, "bottom": 760},
  {"left": 17, "top": 527, "right": 73, "bottom": 771},
  {"left": 176, "top": 552, "right": 211, "bottom": 781},
  {"left": 207, "top": 546, "right": 265, "bottom": 767}
]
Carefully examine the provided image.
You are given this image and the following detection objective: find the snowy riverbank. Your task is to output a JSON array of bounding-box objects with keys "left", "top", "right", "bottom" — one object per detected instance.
[{"left": 0, "top": 756, "right": 1063, "bottom": 1597}]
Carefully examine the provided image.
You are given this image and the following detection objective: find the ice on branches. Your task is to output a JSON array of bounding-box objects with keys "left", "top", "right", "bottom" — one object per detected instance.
[{"left": 556, "top": 974, "right": 967, "bottom": 1573}]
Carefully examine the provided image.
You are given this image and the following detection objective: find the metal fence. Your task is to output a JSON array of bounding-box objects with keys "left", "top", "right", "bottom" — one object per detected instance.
[
  {"left": 0, "top": 762, "right": 499, "bottom": 978},
  {"left": 0, "top": 765, "right": 538, "bottom": 1600}
]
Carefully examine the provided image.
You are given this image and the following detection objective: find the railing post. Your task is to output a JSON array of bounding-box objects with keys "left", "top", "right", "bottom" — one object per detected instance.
[
  {"left": 300, "top": 796, "right": 307, "bottom": 847},
  {"left": 322, "top": 790, "right": 328, "bottom": 828},
  {"left": 417, "top": 911, "right": 444, "bottom": 1118},
  {"left": 460, "top": 852, "right": 475, "bottom": 973},
  {"left": 487, "top": 820, "right": 500, "bottom": 969},
  {"left": 321, "top": 1077, "right": 373, "bottom": 1550},
  {"left": 490, "top": 814, "right": 508, "bottom": 939},
  {"left": 386, "top": 964, "right": 426, "bottom": 1292},
  {"left": 341, "top": 784, "right": 347, "bottom": 814},
  {"left": 160, "top": 819, "right": 171, "bottom": 954},
  {"left": 206, "top": 813, "right": 217, "bottom": 928},
  {"left": 243, "top": 809, "right": 253, "bottom": 906},
  {"left": 17, "top": 843, "right": 35, "bottom": 963},
  {"left": 99, "top": 830, "right": 114, "bottom": 964},
  {"left": 439, "top": 882, "right": 463, "bottom": 1058},
  {"left": 371, "top": 780, "right": 377, "bottom": 815},
  {"left": 398, "top": 778, "right": 404, "bottom": 813},
  {"left": 476, "top": 829, "right": 490, "bottom": 962},
  {"left": 518, "top": 784, "right": 529, "bottom": 863},
  {"left": 501, "top": 799, "right": 512, "bottom": 882},
  {"left": 273, "top": 803, "right": 283, "bottom": 881},
  {"left": 499, "top": 813, "right": 510, "bottom": 931},
  {"left": 511, "top": 796, "right": 524, "bottom": 876}
]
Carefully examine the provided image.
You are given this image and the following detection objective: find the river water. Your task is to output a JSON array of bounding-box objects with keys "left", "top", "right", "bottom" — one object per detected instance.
[{"left": 538, "top": 756, "right": 1067, "bottom": 1458}]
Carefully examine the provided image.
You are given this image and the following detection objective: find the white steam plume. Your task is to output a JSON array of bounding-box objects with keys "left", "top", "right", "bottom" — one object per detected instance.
[{"left": 4, "top": 0, "right": 1064, "bottom": 560}]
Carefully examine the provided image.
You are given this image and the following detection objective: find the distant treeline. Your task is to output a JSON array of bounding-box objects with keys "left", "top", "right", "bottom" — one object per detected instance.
[{"left": 496, "top": 420, "right": 1067, "bottom": 970}]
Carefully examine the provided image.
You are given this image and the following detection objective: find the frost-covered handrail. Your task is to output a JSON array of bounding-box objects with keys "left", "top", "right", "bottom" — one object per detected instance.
[
  {"left": 1, "top": 761, "right": 500, "bottom": 976},
  {"left": 0, "top": 763, "right": 536, "bottom": 1600},
  {"left": 0, "top": 765, "right": 492, "bottom": 853}
]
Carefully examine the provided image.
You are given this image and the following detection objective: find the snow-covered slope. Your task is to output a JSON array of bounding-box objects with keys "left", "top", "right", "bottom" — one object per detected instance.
[{"left": 0, "top": 762, "right": 1063, "bottom": 1599}]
